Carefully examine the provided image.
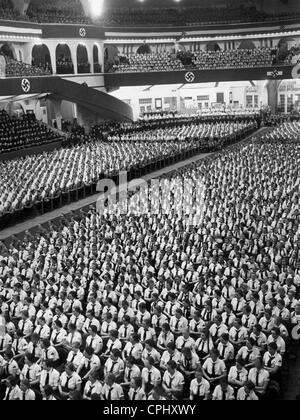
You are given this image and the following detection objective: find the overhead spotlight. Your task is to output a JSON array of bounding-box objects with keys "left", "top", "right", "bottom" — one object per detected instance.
[{"left": 88, "top": 0, "right": 104, "bottom": 18}]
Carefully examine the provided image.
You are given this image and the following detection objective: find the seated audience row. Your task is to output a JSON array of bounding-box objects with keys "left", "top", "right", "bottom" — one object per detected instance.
[
  {"left": 114, "top": 53, "right": 184, "bottom": 73},
  {"left": 0, "top": 111, "right": 59, "bottom": 154},
  {"left": 104, "top": 121, "right": 256, "bottom": 144},
  {"left": 103, "top": 5, "right": 298, "bottom": 27},
  {"left": 0, "top": 0, "right": 20, "bottom": 21},
  {"left": 111, "top": 48, "right": 281, "bottom": 74},
  {"left": 192, "top": 48, "right": 274, "bottom": 70},
  {"left": 1, "top": 0, "right": 299, "bottom": 26},
  {"left": 92, "top": 114, "right": 261, "bottom": 138},
  {"left": 26, "top": 0, "right": 90, "bottom": 24},
  {"left": 0, "top": 138, "right": 201, "bottom": 217},
  {"left": 0, "top": 122, "right": 298, "bottom": 400},
  {"left": 3, "top": 56, "right": 51, "bottom": 77}
]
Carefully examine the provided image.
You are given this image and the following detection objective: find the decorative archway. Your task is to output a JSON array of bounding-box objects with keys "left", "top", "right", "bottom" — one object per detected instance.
[
  {"left": 238, "top": 40, "right": 256, "bottom": 50},
  {"left": 77, "top": 44, "right": 90, "bottom": 74},
  {"left": 206, "top": 42, "right": 221, "bottom": 52},
  {"left": 0, "top": 43, "right": 16, "bottom": 59},
  {"left": 137, "top": 44, "right": 152, "bottom": 54},
  {"left": 56, "top": 44, "right": 74, "bottom": 74},
  {"left": 32, "top": 44, "right": 52, "bottom": 73}
]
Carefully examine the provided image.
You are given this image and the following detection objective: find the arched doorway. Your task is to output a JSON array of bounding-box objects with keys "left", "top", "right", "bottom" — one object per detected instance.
[
  {"left": 77, "top": 44, "right": 90, "bottom": 74},
  {"left": 0, "top": 43, "right": 15, "bottom": 59},
  {"left": 93, "top": 45, "right": 101, "bottom": 73},
  {"left": 238, "top": 40, "right": 256, "bottom": 50},
  {"left": 32, "top": 44, "right": 52, "bottom": 73},
  {"left": 206, "top": 42, "right": 221, "bottom": 52},
  {"left": 137, "top": 44, "right": 152, "bottom": 54},
  {"left": 56, "top": 44, "right": 74, "bottom": 74}
]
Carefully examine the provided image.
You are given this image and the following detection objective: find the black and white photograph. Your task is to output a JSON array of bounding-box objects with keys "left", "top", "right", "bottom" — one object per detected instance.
[{"left": 0, "top": 0, "right": 299, "bottom": 409}]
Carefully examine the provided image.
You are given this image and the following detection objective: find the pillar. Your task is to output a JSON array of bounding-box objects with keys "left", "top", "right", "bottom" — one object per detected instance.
[
  {"left": 51, "top": 99, "right": 63, "bottom": 130},
  {"left": 48, "top": 44, "right": 57, "bottom": 75},
  {"left": 70, "top": 45, "right": 78, "bottom": 75},
  {"left": 266, "top": 79, "right": 281, "bottom": 114},
  {"left": 87, "top": 45, "right": 93, "bottom": 73}
]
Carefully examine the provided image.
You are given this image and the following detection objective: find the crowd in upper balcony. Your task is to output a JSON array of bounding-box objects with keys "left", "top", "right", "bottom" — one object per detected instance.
[
  {"left": 26, "top": 0, "right": 91, "bottom": 24},
  {"left": 0, "top": 0, "right": 90, "bottom": 24},
  {"left": 3, "top": 56, "right": 51, "bottom": 77},
  {"left": 56, "top": 57, "right": 74, "bottom": 75},
  {"left": 0, "top": 1, "right": 299, "bottom": 26},
  {"left": 285, "top": 45, "right": 300, "bottom": 65},
  {"left": 192, "top": 49, "right": 274, "bottom": 70},
  {"left": 114, "top": 53, "right": 185, "bottom": 73},
  {"left": 0, "top": 0, "right": 20, "bottom": 21},
  {"left": 0, "top": 111, "right": 59, "bottom": 155},
  {"left": 111, "top": 47, "right": 280, "bottom": 74},
  {"left": 103, "top": 5, "right": 300, "bottom": 27}
]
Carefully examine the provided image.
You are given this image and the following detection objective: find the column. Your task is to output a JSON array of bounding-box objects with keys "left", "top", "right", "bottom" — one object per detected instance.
[
  {"left": 266, "top": 80, "right": 281, "bottom": 114},
  {"left": 69, "top": 44, "right": 78, "bottom": 75},
  {"left": 48, "top": 44, "right": 57, "bottom": 75},
  {"left": 51, "top": 98, "right": 62, "bottom": 130},
  {"left": 87, "top": 44, "right": 93, "bottom": 73}
]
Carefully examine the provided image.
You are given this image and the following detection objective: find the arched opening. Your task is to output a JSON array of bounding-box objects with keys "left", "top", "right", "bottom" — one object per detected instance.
[
  {"left": 77, "top": 44, "right": 90, "bottom": 74},
  {"left": 238, "top": 40, "right": 256, "bottom": 50},
  {"left": 93, "top": 45, "right": 101, "bottom": 73},
  {"left": 137, "top": 44, "right": 152, "bottom": 55},
  {"left": 0, "top": 43, "right": 15, "bottom": 59},
  {"left": 56, "top": 44, "right": 74, "bottom": 74},
  {"left": 104, "top": 45, "right": 119, "bottom": 73},
  {"left": 32, "top": 44, "right": 52, "bottom": 73},
  {"left": 206, "top": 42, "right": 221, "bottom": 52}
]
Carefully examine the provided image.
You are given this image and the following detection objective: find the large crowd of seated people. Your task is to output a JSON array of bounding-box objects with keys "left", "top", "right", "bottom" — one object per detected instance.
[
  {"left": 103, "top": 5, "right": 299, "bottom": 27},
  {"left": 111, "top": 48, "right": 280, "bottom": 74},
  {"left": 0, "top": 138, "right": 200, "bottom": 218},
  {"left": 26, "top": 0, "right": 91, "bottom": 24},
  {"left": 92, "top": 113, "right": 261, "bottom": 139},
  {"left": 56, "top": 57, "right": 74, "bottom": 75},
  {"left": 4, "top": 56, "right": 51, "bottom": 78},
  {"left": 1, "top": 0, "right": 300, "bottom": 26},
  {"left": 113, "top": 53, "right": 184, "bottom": 73},
  {"left": 0, "top": 111, "right": 59, "bottom": 155},
  {"left": 78, "top": 62, "right": 90, "bottom": 74},
  {"left": 284, "top": 45, "right": 300, "bottom": 65},
  {"left": 0, "top": 0, "right": 20, "bottom": 21},
  {"left": 103, "top": 121, "right": 257, "bottom": 144},
  {"left": 140, "top": 109, "right": 263, "bottom": 122},
  {"left": 192, "top": 48, "right": 274, "bottom": 70},
  {"left": 0, "top": 120, "right": 299, "bottom": 400}
]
